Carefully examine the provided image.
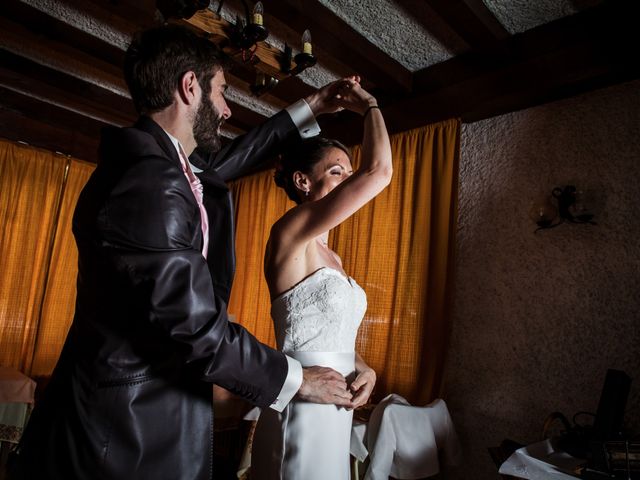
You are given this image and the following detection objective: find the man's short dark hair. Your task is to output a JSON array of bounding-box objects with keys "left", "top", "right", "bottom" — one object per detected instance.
[{"left": 124, "top": 24, "right": 231, "bottom": 115}]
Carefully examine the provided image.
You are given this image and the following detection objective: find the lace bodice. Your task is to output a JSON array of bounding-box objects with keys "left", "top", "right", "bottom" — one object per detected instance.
[{"left": 271, "top": 267, "right": 367, "bottom": 353}]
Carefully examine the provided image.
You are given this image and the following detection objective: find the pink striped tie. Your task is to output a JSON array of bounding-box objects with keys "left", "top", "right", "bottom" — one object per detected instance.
[{"left": 178, "top": 147, "right": 209, "bottom": 258}]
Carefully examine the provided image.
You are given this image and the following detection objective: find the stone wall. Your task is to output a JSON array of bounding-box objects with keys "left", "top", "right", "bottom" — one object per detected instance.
[{"left": 445, "top": 79, "right": 640, "bottom": 478}]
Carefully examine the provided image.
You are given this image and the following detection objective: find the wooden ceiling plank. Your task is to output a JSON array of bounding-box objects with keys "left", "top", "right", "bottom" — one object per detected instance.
[
  {"left": 224, "top": 101, "right": 269, "bottom": 133},
  {"left": 0, "top": 88, "right": 108, "bottom": 140},
  {"left": 0, "top": 50, "right": 136, "bottom": 125},
  {"left": 271, "top": 0, "right": 413, "bottom": 94},
  {"left": 6, "top": 0, "right": 313, "bottom": 109},
  {"left": 422, "top": 0, "right": 509, "bottom": 48},
  {"left": 49, "top": 0, "right": 149, "bottom": 38},
  {"left": 0, "top": 16, "right": 129, "bottom": 98},
  {"left": 392, "top": 48, "right": 638, "bottom": 133},
  {"left": 0, "top": 111, "right": 100, "bottom": 163},
  {"left": 463, "top": 68, "right": 640, "bottom": 124},
  {"left": 1, "top": 0, "right": 128, "bottom": 67},
  {"left": 0, "top": 86, "right": 105, "bottom": 162},
  {"left": 393, "top": 0, "right": 508, "bottom": 53},
  {"left": 0, "top": 66, "right": 133, "bottom": 128}
]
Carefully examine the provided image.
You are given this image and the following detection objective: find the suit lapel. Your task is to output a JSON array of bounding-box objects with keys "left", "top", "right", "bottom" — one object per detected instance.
[
  {"left": 133, "top": 116, "right": 228, "bottom": 192},
  {"left": 134, "top": 116, "right": 182, "bottom": 169}
]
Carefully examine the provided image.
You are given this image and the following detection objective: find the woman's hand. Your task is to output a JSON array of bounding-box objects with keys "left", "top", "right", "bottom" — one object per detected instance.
[
  {"left": 349, "top": 367, "right": 376, "bottom": 410},
  {"left": 335, "top": 79, "right": 377, "bottom": 116},
  {"left": 305, "top": 76, "right": 361, "bottom": 116}
]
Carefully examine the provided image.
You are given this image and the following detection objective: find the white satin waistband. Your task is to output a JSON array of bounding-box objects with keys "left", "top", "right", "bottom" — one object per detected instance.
[{"left": 288, "top": 351, "right": 355, "bottom": 376}]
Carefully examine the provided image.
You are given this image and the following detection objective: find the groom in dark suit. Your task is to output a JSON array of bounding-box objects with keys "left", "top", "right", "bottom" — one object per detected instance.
[{"left": 10, "top": 24, "right": 353, "bottom": 480}]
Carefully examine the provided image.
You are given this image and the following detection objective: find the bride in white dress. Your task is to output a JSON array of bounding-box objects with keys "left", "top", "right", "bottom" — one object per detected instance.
[{"left": 251, "top": 77, "right": 392, "bottom": 479}]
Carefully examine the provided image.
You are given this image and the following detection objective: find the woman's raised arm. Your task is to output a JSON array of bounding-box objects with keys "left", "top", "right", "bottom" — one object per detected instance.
[{"left": 273, "top": 80, "right": 393, "bottom": 246}]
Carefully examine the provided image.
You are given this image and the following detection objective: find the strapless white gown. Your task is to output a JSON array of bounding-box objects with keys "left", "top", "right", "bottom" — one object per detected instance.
[{"left": 251, "top": 267, "right": 367, "bottom": 480}]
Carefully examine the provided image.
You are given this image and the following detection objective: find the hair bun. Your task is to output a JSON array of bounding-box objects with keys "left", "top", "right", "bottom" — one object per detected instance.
[
  {"left": 273, "top": 170, "right": 287, "bottom": 188},
  {"left": 273, "top": 157, "right": 286, "bottom": 188}
]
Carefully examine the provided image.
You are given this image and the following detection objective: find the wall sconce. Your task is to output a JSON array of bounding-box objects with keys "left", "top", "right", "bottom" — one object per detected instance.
[
  {"left": 294, "top": 29, "right": 316, "bottom": 72},
  {"left": 530, "top": 185, "right": 596, "bottom": 232},
  {"left": 229, "top": 1, "right": 269, "bottom": 57},
  {"left": 281, "top": 29, "right": 317, "bottom": 75},
  {"left": 250, "top": 71, "right": 278, "bottom": 97}
]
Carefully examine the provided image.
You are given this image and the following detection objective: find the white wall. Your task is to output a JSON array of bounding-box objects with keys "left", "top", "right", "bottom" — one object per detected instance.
[{"left": 444, "top": 79, "right": 640, "bottom": 479}]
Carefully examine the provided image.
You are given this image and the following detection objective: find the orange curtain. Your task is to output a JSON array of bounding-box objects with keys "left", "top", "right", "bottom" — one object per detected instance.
[
  {"left": 228, "top": 171, "right": 292, "bottom": 347},
  {"left": 229, "top": 118, "right": 460, "bottom": 404},
  {"left": 29, "top": 159, "right": 95, "bottom": 376},
  {"left": 0, "top": 138, "right": 94, "bottom": 375}
]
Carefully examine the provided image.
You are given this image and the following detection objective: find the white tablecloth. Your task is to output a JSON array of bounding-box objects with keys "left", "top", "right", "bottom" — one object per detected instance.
[
  {"left": 499, "top": 439, "right": 586, "bottom": 479},
  {"left": 0, "top": 366, "right": 36, "bottom": 444},
  {"left": 0, "top": 367, "right": 35, "bottom": 404}
]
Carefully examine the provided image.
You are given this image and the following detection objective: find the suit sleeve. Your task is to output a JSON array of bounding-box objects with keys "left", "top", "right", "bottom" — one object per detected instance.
[
  {"left": 99, "top": 155, "right": 287, "bottom": 407},
  {"left": 195, "top": 109, "right": 300, "bottom": 182}
]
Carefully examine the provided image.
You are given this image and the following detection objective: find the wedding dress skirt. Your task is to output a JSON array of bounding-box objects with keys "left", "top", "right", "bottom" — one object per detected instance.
[{"left": 251, "top": 268, "right": 367, "bottom": 480}]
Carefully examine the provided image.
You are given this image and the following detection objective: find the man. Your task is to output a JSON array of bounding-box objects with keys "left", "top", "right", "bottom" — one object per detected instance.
[{"left": 10, "top": 25, "right": 353, "bottom": 479}]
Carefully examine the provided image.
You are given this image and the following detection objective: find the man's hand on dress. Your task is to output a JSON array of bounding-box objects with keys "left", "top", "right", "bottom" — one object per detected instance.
[
  {"left": 348, "top": 368, "right": 376, "bottom": 410},
  {"left": 297, "top": 366, "right": 353, "bottom": 406}
]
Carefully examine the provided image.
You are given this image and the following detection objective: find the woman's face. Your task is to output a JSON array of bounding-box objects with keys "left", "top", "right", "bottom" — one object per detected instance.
[{"left": 306, "top": 147, "right": 353, "bottom": 200}]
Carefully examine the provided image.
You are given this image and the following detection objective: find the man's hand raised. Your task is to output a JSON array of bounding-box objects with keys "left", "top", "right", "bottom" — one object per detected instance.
[
  {"left": 304, "top": 76, "right": 361, "bottom": 117},
  {"left": 297, "top": 366, "right": 353, "bottom": 407}
]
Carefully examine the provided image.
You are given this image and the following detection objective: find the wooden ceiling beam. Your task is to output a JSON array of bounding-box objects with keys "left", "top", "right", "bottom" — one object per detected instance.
[
  {"left": 420, "top": 0, "right": 509, "bottom": 49},
  {"left": 463, "top": 67, "right": 640, "bottom": 124},
  {"left": 76, "top": 0, "right": 158, "bottom": 30},
  {"left": 0, "top": 87, "right": 106, "bottom": 162},
  {"left": 269, "top": 0, "right": 413, "bottom": 94},
  {"left": 0, "top": 12, "right": 266, "bottom": 133},
  {"left": 1, "top": 0, "right": 129, "bottom": 66},
  {"left": 3, "top": 0, "right": 303, "bottom": 115},
  {"left": 223, "top": 102, "right": 268, "bottom": 133},
  {"left": 386, "top": 0, "right": 640, "bottom": 132},
  {"left": 0, "top": 54, "right": 135, "bottom": 128},
  {"left": 0, "top": 15, "right": 129, "bottom": 97},
  {"left": 48, "top": 0, "right": 151, "bottom": 38},
  {"left": 413, "top": 1, "right": 639, "bottom": 93}
]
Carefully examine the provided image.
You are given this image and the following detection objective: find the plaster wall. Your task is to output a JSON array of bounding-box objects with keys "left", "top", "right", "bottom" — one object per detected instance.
[{"left": 445, "top": 79, "right": 640, "bottom": 479}]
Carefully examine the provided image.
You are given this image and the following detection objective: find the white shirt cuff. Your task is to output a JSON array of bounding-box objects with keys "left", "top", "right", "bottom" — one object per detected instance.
[
  {"left": 285, "top": 99, "right": 321, "bottom": 138},
  {"left": 270, "top": 355, "right": 302, "bottom": 412}
]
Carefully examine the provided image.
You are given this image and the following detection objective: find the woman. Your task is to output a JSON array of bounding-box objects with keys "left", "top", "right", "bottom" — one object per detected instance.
[{"left": 251, "top": 78, "right": 393, "bottom": 479}]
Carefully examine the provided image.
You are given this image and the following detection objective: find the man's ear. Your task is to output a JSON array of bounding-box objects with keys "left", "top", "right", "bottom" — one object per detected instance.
[
  {"left": 293, "top": 171, "right": 310, "bottom": 195},
  {"left": 178, "top": 71, "right": 199, "bottom": 105}
]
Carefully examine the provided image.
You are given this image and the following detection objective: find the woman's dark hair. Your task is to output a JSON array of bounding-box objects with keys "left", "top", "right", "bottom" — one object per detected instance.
[
  {"left": 275, "top": 136, "right": 351, "bottom": 204},
  {"left": 124, "top": 24, "right": 231, "bottom": 115}
]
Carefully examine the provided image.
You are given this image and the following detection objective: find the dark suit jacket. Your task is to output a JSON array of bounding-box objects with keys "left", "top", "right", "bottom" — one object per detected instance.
[{"left": 10, "top": 111, "right": 302, "bottom": 480}]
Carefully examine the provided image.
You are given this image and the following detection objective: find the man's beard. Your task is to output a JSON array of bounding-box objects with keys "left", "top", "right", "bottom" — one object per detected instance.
[{"left": 193, "top": 95, "right": 224, "bottom": 153}]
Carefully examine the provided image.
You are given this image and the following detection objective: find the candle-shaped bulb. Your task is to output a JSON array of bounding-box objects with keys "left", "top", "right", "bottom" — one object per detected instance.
[
  {"left": 302, "top": 29, "right": 312, "bottom": 55},
  {"left": 252, "top": 2, "right": 264, "bottom": 26}
]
